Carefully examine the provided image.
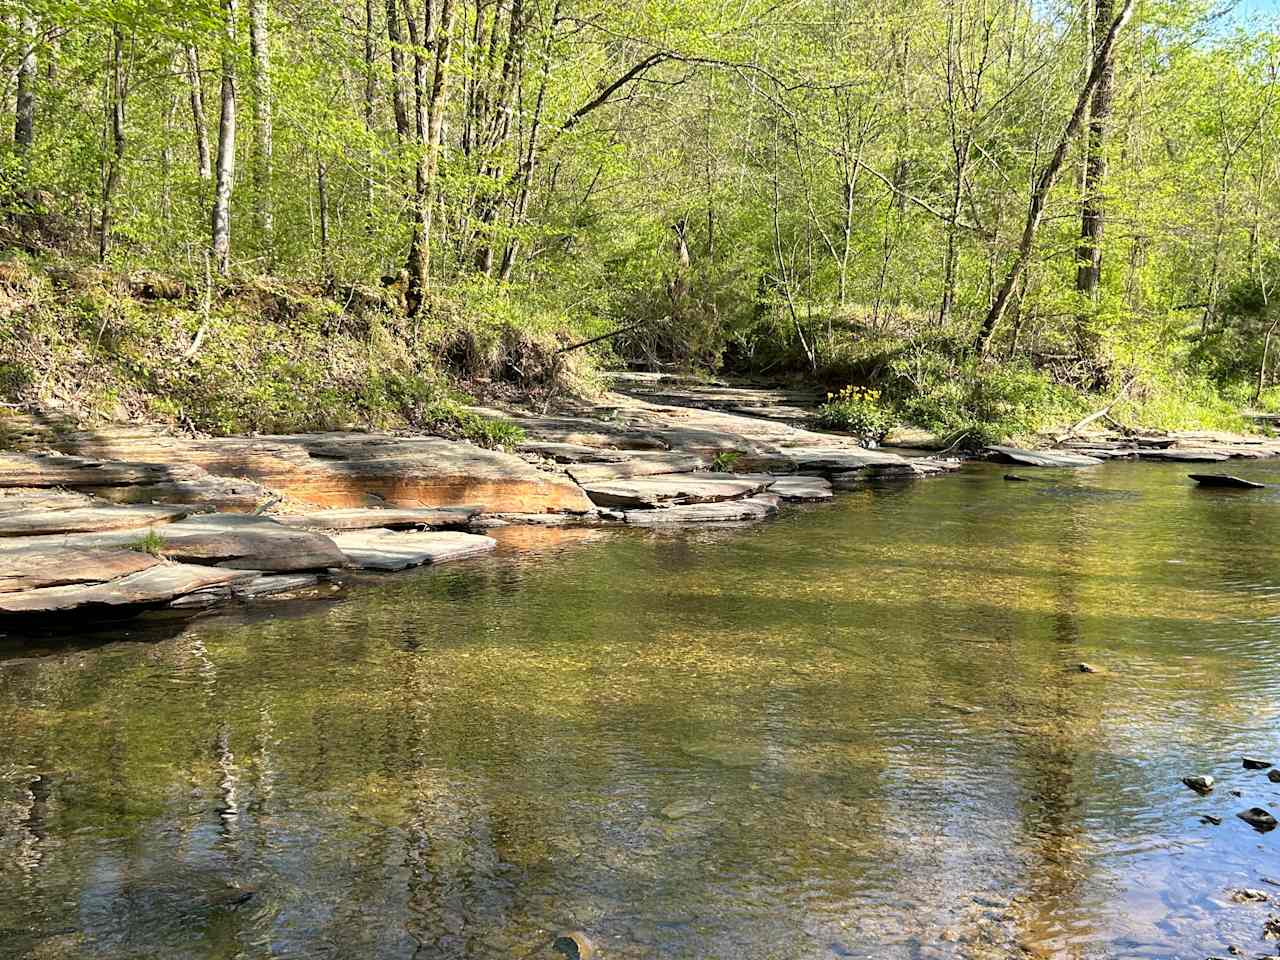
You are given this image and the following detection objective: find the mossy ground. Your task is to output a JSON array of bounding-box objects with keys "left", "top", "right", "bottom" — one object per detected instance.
[
  {"left": 0, "top": 256, "right": 1256, "bottom": 450},
  {"left": 0, "top": 258, "right": 581, "bottom": 448}
]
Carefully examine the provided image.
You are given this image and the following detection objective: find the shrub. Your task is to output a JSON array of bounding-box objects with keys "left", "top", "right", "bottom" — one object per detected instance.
[{"left": 816, "top": 386, "right": 896, "bottom": 444}]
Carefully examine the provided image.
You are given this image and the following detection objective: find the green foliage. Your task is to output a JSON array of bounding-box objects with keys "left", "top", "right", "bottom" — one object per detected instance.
[
  {"left": 413, "top": 397, "right": 526, "bottom": 450},
  {"left": 889, "top": 345, "right": 1087, "bottom": 446},
  {"left": 2, "top": 0, "right": 1276, "bottom": 439},
  {"left": 709, "top": 450, "right": 742, "bottom": 472},
  {"left": 127, "top": 528, "right": 167, "bottom": 557},
  {"left": 816, "top": 386, "right": 896, "bottom": 445}
]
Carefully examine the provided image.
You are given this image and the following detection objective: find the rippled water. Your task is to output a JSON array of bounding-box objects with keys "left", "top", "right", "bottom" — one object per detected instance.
[{"left": 5, "top": 460, "right": 1280, "bottom": 959}]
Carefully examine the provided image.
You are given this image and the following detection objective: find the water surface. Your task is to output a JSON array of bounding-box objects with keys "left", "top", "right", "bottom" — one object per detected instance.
[{"left": 5, "top": 461, "right": 1280, "bottom": 959}]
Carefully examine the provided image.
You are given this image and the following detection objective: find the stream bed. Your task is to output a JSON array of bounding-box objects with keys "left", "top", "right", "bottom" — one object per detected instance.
[{"left": 5, "top": 460, "right": 1280, "bottom": 959}]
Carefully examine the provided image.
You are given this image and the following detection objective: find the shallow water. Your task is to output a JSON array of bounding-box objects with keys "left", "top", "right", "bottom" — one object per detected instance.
[{"left": 5, "top": 460, "right": 1280, "bottom": 959}]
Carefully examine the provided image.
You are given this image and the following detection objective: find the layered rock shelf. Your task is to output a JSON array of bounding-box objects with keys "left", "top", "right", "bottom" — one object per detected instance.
[{"left": 22, "top": 371, "right": 1270, "bottom": 622}]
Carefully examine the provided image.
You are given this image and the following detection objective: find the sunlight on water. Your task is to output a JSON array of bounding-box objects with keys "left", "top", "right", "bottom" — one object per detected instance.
[{"left": 4, "top": 460, "right": 1280, "bottom": 959}]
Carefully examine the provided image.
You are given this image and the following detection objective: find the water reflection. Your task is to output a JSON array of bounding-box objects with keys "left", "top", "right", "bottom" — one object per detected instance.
[{"left": 3, "top": 461, "right": 1280, "bottom": 958}]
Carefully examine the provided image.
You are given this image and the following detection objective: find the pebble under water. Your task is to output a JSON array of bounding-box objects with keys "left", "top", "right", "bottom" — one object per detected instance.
[{"left": 5, "top": 460, "right": 1280, "bottom": 959}]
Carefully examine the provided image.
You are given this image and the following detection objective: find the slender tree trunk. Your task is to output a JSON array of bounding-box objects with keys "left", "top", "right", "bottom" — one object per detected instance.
[
  {"left": 363, "top": 0, "right": 377, "bottom": 226},
  {"left": 975, "top": 0, "right": 1134, "bottom": 355},
  {"left": 248, "top": 0, "right": 273, "bottom": 266},
  {"left": 211, "top": 0, "right": 238, "bottom": 276},
  {"left": 473, "top": 0, "right": 524, "bottom": 273},
  {"left": 98, "top": 27, "right": 126, "bottom": 263},
  {"left": 317, "top": 152, "right": 331, "bottom": 275},
  {"left": 14, "top": 10, "right": 37, "bottom": 208},
  {"left": 386, "top": 0, "right": 411, "bottom": 138},
  {"left": 405, "top": 0, "right": 459, "bottom": 316},
  {"left": 1075, "top": 0, "right": 1114, "bottom": 334},
  {"left": 184, "top": 45, "right": 212, "bottom": 179},
  {"left": 939, "top": 138, "right": 969, "bottom": 325},
  {"left": 162, "top": 53, "right": 180, "bottom": 219},
  {"left": 498, "top": 0, "right": 558, "bottom": 282}
]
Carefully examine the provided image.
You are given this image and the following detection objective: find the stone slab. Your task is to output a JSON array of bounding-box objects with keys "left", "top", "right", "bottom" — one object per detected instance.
[
  {"left": 620, "top": 494, "right": 781, "bottom": 525},
  {"left": 1138, "top": 449, "right": 1230, "bottom": 462},
  {"left": 0, "top": 563, "right": 255, "bottom": 615},
  {"left": 272, "top": 506, "right": 479, "bottom": 531},
  {"left": 566, "top": 453, "right": 707, "bottom": 484},
  {"left": 766, "top": 475, "right": 834, "bottom": 501},
  {"left": 580, "top": 474, "right": 768, "bottom": 509},
  {"left": 0, "top": 503, "right": 190, "bottom": 537},
  {"left": 0, "top": 514, "right": 349, "bottom": 572},
  {"left": 986, "top": 446, "right": 1104, "bottom": 467},
  {"left": 0, "top": 546, "right": 161, "bottom": 594},
  {"left": 0, "top": 452, "right": 270, "bottom": 510},
  {"left": 331, "top": 530, "right": 498, "bottom": 571}
]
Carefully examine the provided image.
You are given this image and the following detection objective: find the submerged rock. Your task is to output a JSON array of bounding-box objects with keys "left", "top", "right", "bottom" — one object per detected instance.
[
  {"left": 1268, "top": 769, "right": 1280, "bottom": 784},
  {"left": 1182, "top": 775, "right": 1215, "bottom": 794},
  {"left": 660, "top": 798, "right": 709, "bottom": 820},
  {"left": 1201, "top": 814, "right": 1223, "bottom": 825},
  {"left": 552, "top": 931, "right": 594, "bottom": 960},
  {"left": 1265, "top": 915, "right": 1280, "bottom": 940},
  {"left": 1230, "top": 888, "right": 1269, "bottom": 903},
  {"left": 1189, "top": 473, "right": 1265, "bottom": 489},
  {"left": 1076, "top": 662, "right": 1099, "bottom": 674},
  {"left": 1238, "top": 807, "right": 1279, "bottom": 832},
  {"left": 1243, "top": 757, "right": 1273, "bottom": 770}
]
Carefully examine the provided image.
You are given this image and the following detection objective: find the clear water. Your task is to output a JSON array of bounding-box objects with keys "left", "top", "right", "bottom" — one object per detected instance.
[{"left": 5, "top": 461, "right": 1280, "bottom": 960}]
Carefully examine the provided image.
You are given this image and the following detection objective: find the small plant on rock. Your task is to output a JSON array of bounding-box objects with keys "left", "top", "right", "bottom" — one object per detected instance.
[
  {"left": 710, "top": 450, "right": 742, "bottom": 472},
  {"left": 128, "top": 529, "right": 167, "bottom": 557},
  {"left": 816, "top": 386, "right": 896, "bottom": 445}
]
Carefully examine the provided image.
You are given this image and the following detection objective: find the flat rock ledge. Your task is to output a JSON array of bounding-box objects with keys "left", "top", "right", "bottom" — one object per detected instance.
[
  {"left": 33, "top": 375, "right": 1280, "bottom": 621},
  {"left": 993, "top": 429, "right": 1280, "bottom": 466},
  {"left": 331, "top": 530, "right": 498, "bottom": 571}
]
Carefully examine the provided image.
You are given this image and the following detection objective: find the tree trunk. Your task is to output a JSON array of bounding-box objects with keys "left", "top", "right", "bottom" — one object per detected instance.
[
  {"left": 248, "top": 0, "right": 273, "bottom": 266},
  {"left": 386, "top": 0, "right": 411, "bottom": 138},
  {"left": 13, "top": 10, "right": 37, "bottom": 212},
  {"left": 473, "top": 0, "right": 525, "bottom": 274},
  {"left": 98, "top": 27, "right": 126, "bottom": 263},
  {"left": 974, "top": 0, "right": 1134, "bottom": 355},
  {"left": 211, "top": 0, "right": 238, "bottom": 277},
  {"left": 363, "top": 0, "right": 377, "bottom": 224},
  {"left": 317, "top": 152, "right": 330, "bottom": 276},
  {"left": 498, "top": 0, "right": 558, "bottom": 282},
  {"left": 405, "top": 0, "right": 460, "bottom": 316},
  {"left": 1075, "top": 0, "right": 1115, "bottom": 327},
  {"left": 184, "top": 45, "right": 212, "bottom": 180}
]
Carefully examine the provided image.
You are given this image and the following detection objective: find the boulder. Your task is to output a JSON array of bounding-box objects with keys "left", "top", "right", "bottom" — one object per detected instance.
[
  {"left": 551, "top": 932, "right": 595, "bottom": 960},
  {"left": 1182, "top": 775, "right": 1215, "bottom": 794},
  {"left": 1243, "top": 757, "right": 1272, "bottom": 770},
  {"left": 1238, "top": 807, "right": 1278, "bottom": 831},
  {"left": 1189, "top": 474, "right": 1265, "bottom": 489}
]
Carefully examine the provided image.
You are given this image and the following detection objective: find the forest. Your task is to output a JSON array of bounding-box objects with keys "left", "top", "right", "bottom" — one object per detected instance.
[{"left": 1, "top": 0, "right": 1279, "bottom": 444}]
